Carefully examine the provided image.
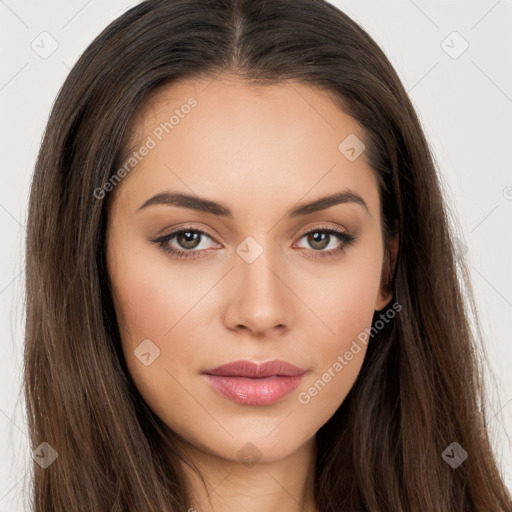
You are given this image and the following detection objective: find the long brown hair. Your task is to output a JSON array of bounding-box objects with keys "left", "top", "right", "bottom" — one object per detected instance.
[{"left": 24, "top": 0, "right": 512, "bottom": 510}]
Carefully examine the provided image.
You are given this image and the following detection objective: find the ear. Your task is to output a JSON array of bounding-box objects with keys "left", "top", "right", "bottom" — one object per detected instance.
[{"left": 375, "top": 227, "right": 399, "bottom": 311}]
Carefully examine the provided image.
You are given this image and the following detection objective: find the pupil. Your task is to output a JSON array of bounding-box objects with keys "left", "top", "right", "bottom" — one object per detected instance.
[
  {"left": 179, "top": 231, "right": 200, "bottom": 249},
  {"left": 309, "top": 231, "right": 329, "bottom": 250}
]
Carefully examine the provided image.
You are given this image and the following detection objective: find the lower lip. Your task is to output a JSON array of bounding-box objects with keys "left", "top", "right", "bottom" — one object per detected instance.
[{"left": 203, "top": 374, "right": 306, "bottom": 406}]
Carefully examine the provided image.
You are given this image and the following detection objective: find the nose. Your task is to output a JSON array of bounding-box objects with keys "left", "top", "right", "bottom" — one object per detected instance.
[{"left": 223, "top": 245, "right": 295, "bottom": 337}]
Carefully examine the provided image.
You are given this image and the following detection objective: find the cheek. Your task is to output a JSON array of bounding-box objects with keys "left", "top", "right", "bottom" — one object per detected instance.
[
  {"left": 112, "top": 262, "right": 192, "bottom": 339},
  {"left": 109, "top": 236, "right": 212, "bottom": 348},
  {"left": 294, "top": 244, "right": 383, "bottom": 417},
  {"left": 298, "top": 236, "right": 383, "bottom": 344},
  {"left": 109, "top": 250, "right": 202, "bottom": 372},
  {"left": 108, "top": 261, "right": 197, "bottom": 446},
  {"left": 107, "top": 242, "right": 226, "bottom": 419}
]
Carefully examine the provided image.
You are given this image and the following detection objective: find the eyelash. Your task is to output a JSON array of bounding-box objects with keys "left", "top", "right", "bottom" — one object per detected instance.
[{"left": 151, "top": 224, "right": 357, "bottom": 261}]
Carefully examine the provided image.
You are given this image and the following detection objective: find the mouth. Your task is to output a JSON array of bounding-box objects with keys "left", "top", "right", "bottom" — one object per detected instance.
[{"left": 202, "top": 359, "right": 307, "bottom": 406}]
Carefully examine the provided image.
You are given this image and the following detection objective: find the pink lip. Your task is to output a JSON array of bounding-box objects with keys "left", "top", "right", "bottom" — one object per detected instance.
[{"left": 202, "top": 360, "right": 307, "bottom": 406}]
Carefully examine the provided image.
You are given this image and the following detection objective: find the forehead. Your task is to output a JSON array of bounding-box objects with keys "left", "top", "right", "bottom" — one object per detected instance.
[{"left": 111, "top": 75, "right": 380, "bottom": 219}]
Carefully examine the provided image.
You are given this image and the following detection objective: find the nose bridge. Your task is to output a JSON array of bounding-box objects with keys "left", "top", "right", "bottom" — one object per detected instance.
[{"left": 225, "top": 234, "right": 294, "bottom": 335}]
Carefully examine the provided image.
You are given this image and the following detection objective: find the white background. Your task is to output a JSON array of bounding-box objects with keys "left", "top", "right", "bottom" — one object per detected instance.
[{"left": 0, "top": 1, "right": 511, "bottom": 509}]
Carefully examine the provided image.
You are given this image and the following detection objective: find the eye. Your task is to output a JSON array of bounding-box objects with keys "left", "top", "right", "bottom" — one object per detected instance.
[
  {"left": 293, "top": 225, "right": 357, "bottom": 259},
  {"left": 151, "top": 226, "right": 219, "bottom": 260}
]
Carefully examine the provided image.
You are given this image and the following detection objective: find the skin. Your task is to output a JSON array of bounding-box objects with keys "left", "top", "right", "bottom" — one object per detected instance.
[{"left": 106, "top": 74, "right": 398, "bottom": 512}]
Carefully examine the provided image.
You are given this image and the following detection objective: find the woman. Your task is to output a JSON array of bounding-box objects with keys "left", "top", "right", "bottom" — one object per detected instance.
[{"left": 24, "top": 0, "right": 512, "bottom": 510}]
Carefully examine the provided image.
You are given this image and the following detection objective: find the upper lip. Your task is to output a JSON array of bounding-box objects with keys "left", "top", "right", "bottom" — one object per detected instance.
[{"left": 203, "top": 360, "right": 307, "bottom": 378}]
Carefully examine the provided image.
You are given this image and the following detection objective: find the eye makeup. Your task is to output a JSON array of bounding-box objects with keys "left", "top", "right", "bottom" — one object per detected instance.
[{"left": 150, "top": 223, "right": 358, "bottom": 261}]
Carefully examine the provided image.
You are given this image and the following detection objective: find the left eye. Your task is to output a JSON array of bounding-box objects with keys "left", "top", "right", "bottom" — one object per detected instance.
[{"left": 296, "top": 228, "right": 348, "bottom": 252}]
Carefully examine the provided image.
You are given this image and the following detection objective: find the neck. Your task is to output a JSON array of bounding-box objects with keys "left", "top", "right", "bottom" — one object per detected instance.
[{"left": 175, "top": 437, "right": 320, "bottom": 512}]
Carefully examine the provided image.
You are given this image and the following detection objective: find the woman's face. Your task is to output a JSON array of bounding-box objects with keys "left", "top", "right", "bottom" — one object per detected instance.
[{"left": 106, "top": 76, "right": 393, "bottom": 464}]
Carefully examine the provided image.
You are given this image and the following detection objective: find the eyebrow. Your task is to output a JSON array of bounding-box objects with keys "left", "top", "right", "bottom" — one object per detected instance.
[{"left": 137, "top": 189, "right": 370, "bottom": 217}]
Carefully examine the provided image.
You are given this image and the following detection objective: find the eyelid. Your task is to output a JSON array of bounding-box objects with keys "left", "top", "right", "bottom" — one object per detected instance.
[
  {"left": 298, "top": 222, "right": 349, "bottom": 236},
  {"left": 154, "top": 223, "right": 219, "bottom": 241}
]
